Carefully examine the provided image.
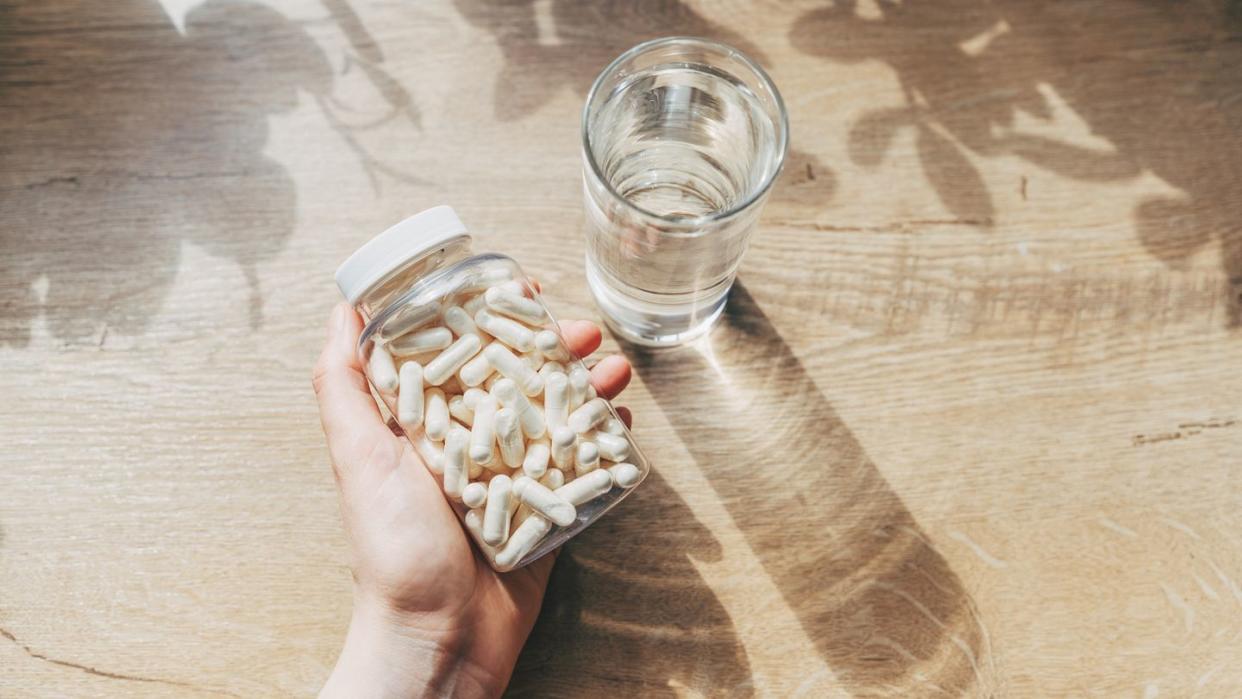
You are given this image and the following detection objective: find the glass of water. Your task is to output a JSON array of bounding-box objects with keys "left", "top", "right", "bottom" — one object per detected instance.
[{"left": 581, "top": 37, "right": 788, "bottom": 347}]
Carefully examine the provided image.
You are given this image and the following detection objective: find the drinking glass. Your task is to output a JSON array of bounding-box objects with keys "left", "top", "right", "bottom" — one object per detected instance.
[{"left": 581, "top": 36, "right": 788, "bottom": 347}]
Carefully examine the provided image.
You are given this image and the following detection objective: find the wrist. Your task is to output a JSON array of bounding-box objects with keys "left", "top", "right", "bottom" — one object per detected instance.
[{"left": 320, "top": 596, "right": 500, "bottom": 699}]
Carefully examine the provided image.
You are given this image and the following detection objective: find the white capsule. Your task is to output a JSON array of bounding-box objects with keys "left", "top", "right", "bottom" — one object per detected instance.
[
  {"left": 568, "top": 397, "right": 609, "bottom": 434},
  {"left": 483, "top": 343, "right": 544, "bottom": 397},
  {"left": 601, "top": 417, "right": 626, "bottom": 436},
  {"left": 483, "top": 474, "right": 513, "bottom": 546},
  {"left": 492, "top": 378, "right": 546, "bottom": 439},
  {"left": 397, "top": 361, "right": 424, "bottom": 428},
  {"left": 442, "top": 306, "right": 478, "bottom": 337},
  {"left": 484, "top": 372, "right": 504, "bottom": 393},
  {"left": 368, "top": 342, "right": 399, "bottom": 393},
  {"left": 462, "top": 481, "right": 488, "bottom": 509},
  {"left": 554, "top": 468, "right": 614, "bottom": 506},
  {"left": 534, "top": 329, "right": 570, "bottom": 361},
  {"left": 478, "top": 462, "right": 506, "bottom": 483},
  {"left": 592, "top": 431, "right": 630, "bottom": 462},
  {"left": 586, "top": 384, "right": 597, "bottom": 401},
  {"left": 512, "top": 476, "right": 576, "bottom": 526},
  {"left": 458, "top": 348, "right": 495, "bottom": 387},
  {"left": 423, "top": 388, "right": 449, "bottom": 441},
  {"left": 463, "top": 509, "right": 499, "bottom": 556},
  {"left": 509, "top": 501, "right": 534, "bottom": 531},
  {"left": 575, "top": 440, "right": 600, "bottom": 475},
  {"left": 414, "top": 433, "right": 443, "bottom": 474},
  {"left": 522, "top": 441, "right": 551, "bottom": 479},
  {"left": 468, "top": 460, "right": 483, "bottom": 479},
  {"left": 521, "top": 350, "right": 545, "bottom": 372},
  {"left": 543, "top": 372, "right": 569, "bottom": 430},
  {"left": 442, "top": 426, "right": 469, "bottom": 498},
  {"left": 462, "top": 292, "right": 489, "bottom": 316},
  {"left": 448, "top": 395, "right": 474, "bottom": 426},
  {"left": 494, "top": 514, "right": 553, "bottom": 571},
  {"left": 485, "top": 287, "right": 545, "bottom": 326},
  {"left": 423, "top": 333, "right": 482, "bottom": 386},
  {"left": 495, "top": 408, "right": 526, "bottom": 468},
  {"left": 538, "top": 361, "right": 567, "bottom": 382},
  {"left": 473, "top": 267, "right": 518, "bottom": 290},
  {"left": 539, "top": 467, "right": 565, "bottom": 490},
  {"left": 469, "top": 395, "right": 498, "bottom": 465},
  {"left": 462, "top": 387, "right": 488, "bottom": 410},
  {"left": 608, "top": 462, "right": 642, "bottom": 488},
  {"left": 550, "top": 426, "right": 576, "bottom": 471},
  {"left": 474, "top": 309, "right": 535, "bottom": 352},
  {"left": 390, "top": 326, "right": 452, "bottom": 356},
  {"left": 494, "top": 278, "right": 526, "bottom": 296},
  {"left": 378, "top": 302, "right": 441, "bottom": 343},
  {"left": 567, "top": 365, "right": 590, "bottom": 409}
]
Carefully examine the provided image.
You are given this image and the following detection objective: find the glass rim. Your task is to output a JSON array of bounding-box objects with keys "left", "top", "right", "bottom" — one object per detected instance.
[{"left": 580, "top": 36, "right": 790, "bottom": 233}]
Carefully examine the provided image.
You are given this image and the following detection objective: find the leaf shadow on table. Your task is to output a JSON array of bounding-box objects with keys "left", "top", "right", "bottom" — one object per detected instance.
[
  {"left": 508, "top": 469, "right": 754, "bottom": 697},
  {"left": 791, "top": 0, "right": 1242, "bottom": 323},
  {"left": 0, "top": 0, "right": 331, "bottom": 347},
  {"left": 619, "top": 283, "right": 997, "bottom": 696},
  {"left": 453, "top": 0, "right": 837, "bottom": 216},
  {"left": 0, "top": 0, "right": 420, "bottom": 348}
]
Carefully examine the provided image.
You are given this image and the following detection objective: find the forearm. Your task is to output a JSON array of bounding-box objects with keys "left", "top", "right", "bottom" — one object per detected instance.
[{"left": 319, "top": 599, "right": 501, "bottom": 699}]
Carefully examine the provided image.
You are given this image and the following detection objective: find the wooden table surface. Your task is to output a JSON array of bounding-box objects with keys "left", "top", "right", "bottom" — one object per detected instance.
[{"left": 3, "top": 1, "right": 1241, "bottom": 696}]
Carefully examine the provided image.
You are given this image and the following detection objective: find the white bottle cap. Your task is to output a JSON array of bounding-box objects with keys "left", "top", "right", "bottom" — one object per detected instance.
[{"left": 335, "top": 206, "right": 469, "bottom": 304}]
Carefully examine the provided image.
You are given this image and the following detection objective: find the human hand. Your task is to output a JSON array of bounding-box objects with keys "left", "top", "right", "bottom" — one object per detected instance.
[{"left": 313, "top": 302, "right": 632, "bottom": 698}]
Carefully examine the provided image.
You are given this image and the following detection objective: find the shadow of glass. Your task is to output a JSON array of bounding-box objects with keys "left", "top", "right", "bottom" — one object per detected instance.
[
  {"left": 509, "top": 470, "right": 754, "bottom": 697},
  {"left": 619, "top": 282, "right": 995, "bottom": 695},
  {"left": 0, "top": 0, "right": 332, "bottom": 346},
  {"left": 791, "top": 0, "right": 1242, "bottom": 321}
]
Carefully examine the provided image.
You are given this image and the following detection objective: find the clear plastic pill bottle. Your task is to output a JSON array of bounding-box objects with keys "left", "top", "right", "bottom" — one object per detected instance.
[{"left": 335, "top": 206, "right": 650, "bottom": 571}]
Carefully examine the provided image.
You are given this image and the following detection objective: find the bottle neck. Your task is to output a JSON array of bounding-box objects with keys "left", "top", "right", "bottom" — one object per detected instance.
[{"left": 355, "top": 235, "right": 473, "bottom": 318}]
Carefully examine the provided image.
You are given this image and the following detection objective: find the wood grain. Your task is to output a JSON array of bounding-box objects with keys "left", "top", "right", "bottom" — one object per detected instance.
[{"left": 2, "top": 0, "right": 1241, "bottom": 696}]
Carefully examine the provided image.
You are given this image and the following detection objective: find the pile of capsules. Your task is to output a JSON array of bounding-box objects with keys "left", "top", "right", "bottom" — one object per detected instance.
[{"left": 364, "top": 277, "right": 642, "bottom": 571}]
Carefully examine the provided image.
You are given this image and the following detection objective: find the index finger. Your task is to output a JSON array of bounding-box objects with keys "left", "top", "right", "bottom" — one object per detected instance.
[{"left": 559, "top": 319, "right": 602, "bottom": 359}]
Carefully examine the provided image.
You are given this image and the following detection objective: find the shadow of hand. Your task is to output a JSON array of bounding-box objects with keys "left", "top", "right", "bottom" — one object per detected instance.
[{"left": 510, "top": 472, "right": 753, "bottom": 697}]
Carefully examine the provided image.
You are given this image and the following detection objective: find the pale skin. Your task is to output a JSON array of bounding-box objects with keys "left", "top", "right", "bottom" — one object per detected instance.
[{"left": 312, "top": 301, "right": 632, "bottom": 698}]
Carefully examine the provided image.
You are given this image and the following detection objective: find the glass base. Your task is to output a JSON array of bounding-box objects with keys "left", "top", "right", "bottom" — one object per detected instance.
[{"left": 586, "top": 258, "right": 729, "bottom": 347}]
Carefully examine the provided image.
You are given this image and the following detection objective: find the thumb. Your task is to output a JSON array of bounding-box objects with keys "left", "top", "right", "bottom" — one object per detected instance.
[{"left": 312, "top": 302, "right": 392, "bottom": 472}]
